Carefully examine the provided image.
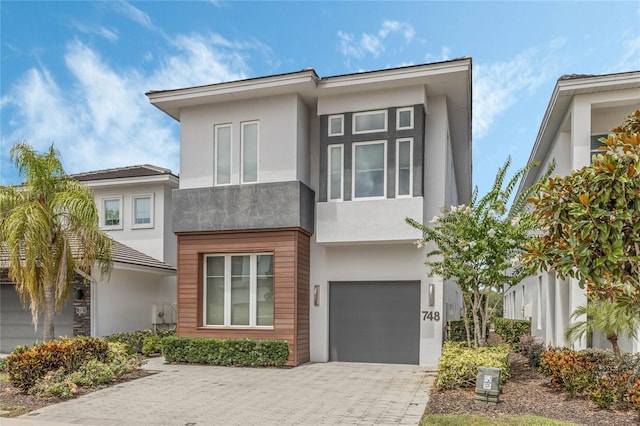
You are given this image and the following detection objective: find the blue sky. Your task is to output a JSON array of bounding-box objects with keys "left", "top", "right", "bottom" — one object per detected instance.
[{"left": 1, "top": 1, "right": 639, "bottom": 197}]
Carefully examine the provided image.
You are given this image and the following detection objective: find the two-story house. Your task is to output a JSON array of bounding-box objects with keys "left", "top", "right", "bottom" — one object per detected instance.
[
  {"left": 504, "top": 71, "right": 640, "bottom": 353},
  {"left": 147, "top": 59, "right": 472, "bottom": 366},
  {"left": 0, "top": 165, "right": 178, "bottom": 353}
]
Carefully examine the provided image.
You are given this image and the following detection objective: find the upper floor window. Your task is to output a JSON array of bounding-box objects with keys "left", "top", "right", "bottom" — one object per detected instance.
[
  {"left": 396, "top": 107, "right": 414, "bottom": 130},
  {"left": 204, "top": 253, "right": 274, "bottom": 327},
  {"left": 328, "top": 115, "right": 344, "bottom": 137},
  {"left": 328, "top": 144, "right": 343, "bottom": 201},
  {"left": 353, "top": 110, "right": 387, "bottom": 134},
  {"left": 102, "top": 196, "right": 123, "bottom": 230},
  {"left": 396, "top": 138, "right": 413, "bottom": 197},
  {"left": 242, "top": 121, "right": 258, "bottom": 183},
  {"left": 132, "top": 194, "right": 154, "bottom": 228},
  {"left": 353, "top": 141, "right": 386, "bottom": 199},
  {"left": 215, "top": 124, "right": 232, "bottom": 186}
]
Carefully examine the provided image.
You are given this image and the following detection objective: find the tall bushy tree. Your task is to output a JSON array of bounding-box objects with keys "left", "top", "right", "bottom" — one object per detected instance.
[
  {"left": 0, "top": 142, "right": 113, "bottom": 342},
  {"left": 524, "top": 110, "right": 640, "bottom": 312},
  {"left": 407, "top": 157, "right": 545, "bottom": 347}
]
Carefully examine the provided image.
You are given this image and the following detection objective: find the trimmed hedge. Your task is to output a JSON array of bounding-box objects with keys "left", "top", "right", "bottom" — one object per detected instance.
[
  {"left": 436, "top": 341, "right": 510, "bottom": 389},
  {"left": 6, "top": 336, "right": 109, "bottom": 392},
  {"left": 493, "top": 318, "right": 531, "bottom": 350},
  {"left": 104, "top": 329, "right": 175, "bottom": 354},
  {"left": 161, "top": 336, "right": 289, "bottom": 367}
]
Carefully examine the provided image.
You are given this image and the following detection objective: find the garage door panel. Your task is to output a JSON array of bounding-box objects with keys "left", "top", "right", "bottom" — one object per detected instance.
[
  {"left": 1, "top": 285, "right": 73, "bottom": 353},
  {"left": 329, "top": 281, "right": 420, "bottom": 364}
]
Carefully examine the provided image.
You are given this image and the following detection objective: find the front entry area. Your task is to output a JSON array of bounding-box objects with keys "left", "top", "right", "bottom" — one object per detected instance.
[{"left": 329, "top": 281, "right": 420, "bottom": 364}]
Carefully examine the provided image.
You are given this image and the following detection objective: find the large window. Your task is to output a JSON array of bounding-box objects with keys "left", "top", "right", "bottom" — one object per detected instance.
[
  {"left": 132, "top": 194, "right": 153, "bottom": 228},
  {"left": 396, "top": 138, "right": 413, "bottom": 197},
  {"left": 353, "top": 141, "right": 386, "bottom": 199},
  {"left": 102, "top": 197, "right": 122, "bottom": 229},
  {"left": 328, "top": 144, "right": 343, "bottom": 201},
  {"left": 215, "top": 124, "right": 232, "bottom": 185},
  {"left": 242, "top": 121, "right": 258, "bottom": 183},
  {"left": 204, "top": 253, "right": 274, "bottom": 327},
  {"left": 353, "top": 110, "right": 387, "bottom": 134}
]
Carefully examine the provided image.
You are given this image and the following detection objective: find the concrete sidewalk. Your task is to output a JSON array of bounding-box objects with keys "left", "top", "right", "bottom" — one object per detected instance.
[{"left": 2, "top": 357, "right": 435, "bottom": 425}]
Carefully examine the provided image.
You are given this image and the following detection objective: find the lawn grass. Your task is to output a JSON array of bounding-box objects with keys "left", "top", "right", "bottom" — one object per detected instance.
[{"left": 421, "top": 414, "right": 577, "bottom": 425}]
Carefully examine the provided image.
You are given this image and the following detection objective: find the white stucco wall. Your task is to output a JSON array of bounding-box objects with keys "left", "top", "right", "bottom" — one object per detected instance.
[
  {"left": 179, "top": 94, "right": 309, "bottom": 190},
  {"left": 91, "top": 267, "right": 176, "bottom": 337}
]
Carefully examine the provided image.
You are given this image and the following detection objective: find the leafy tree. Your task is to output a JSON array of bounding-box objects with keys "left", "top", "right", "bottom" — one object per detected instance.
[
  {"left": 0, "top": 142, "right": 113, "bottom": 342},
  {"left": 565, "top": 296, "right": 639, "bottom": 357},
  {"left": 524, "top": 110, "right": 640, "bottom": 312},
  {"left": 407, "top": 157, "right": 545, "bottom": 347}
]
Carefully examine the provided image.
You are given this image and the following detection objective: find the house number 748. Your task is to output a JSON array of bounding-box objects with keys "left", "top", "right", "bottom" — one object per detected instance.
[{"left": 422, "top": 311, "right": 440, "bottom": 321}]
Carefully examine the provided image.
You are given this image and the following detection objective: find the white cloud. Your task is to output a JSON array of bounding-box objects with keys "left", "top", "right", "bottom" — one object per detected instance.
[
  {"left": 614, "top": 32, "right": 640, "bottom": 72},
  {"left": 550, "top": 37, "right": 567, "bottom": 49},
  {"left": 1, "top": 33, "right": 263, "bottom": 178},
  {"left": 473, "top": 49, "right": 551, "bottom": 140},
  {"left": 112, "top": 1, "right": 158, "bottom": 32},
  {"left": 71, "top": 21, "right": 119, "bottom": 42},
  {"left": 337, "top": 20, "right": 416, "bottom": 61}
]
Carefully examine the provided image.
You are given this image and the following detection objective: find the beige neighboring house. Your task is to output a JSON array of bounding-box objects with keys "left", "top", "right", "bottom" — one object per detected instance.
[
  {"left": 503, "top": 71, "right": 640, "bottom": 353},
  {"left": 0, "top": 165, "right": 178, "bottom": 353},
  {"left": 147, "top": 60, "right": 472, "bottom": 367}
]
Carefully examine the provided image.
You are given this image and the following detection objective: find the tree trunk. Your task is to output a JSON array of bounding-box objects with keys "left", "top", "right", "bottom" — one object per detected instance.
[
  {"left": 462, "top": 295, "right": 472, "bottom": 348},
  {"left": 607, "top": 333, "right": 621, "bottom": 358},
  {"left": 472, "top": 288, "right": 482, "bottom": 347},
  {"left": 43, "top": 280, "right": 56, "bottom": 342}
]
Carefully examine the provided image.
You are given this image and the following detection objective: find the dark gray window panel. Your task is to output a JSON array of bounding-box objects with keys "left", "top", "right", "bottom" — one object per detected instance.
[
  {"left": 319, "top": 105, "right": 424, "bottom": 202},
  {"left": 172, "top": 181, "right": 315, "bottom": 234}
]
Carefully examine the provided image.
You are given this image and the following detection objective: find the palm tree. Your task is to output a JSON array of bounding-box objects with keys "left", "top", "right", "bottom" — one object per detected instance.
[
  {"left": 565, "top": 296, "right": 639, "bottom": 357},
  {"left": 0, "top": 142, "right": 113, "bottom": 342}
]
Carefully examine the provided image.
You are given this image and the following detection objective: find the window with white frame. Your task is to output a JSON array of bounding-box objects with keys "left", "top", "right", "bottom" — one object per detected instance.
[
  {"left": 353, "top": 141, "right": 386, "bottom": 199},
  {"left": 590, "top": 134, "right": 607, "bottom": 162},
  {"left": 328, "top": 115, "right": 344, "bottom": 136},
  {"left": 204, "top": 253, "right": 274, "bottom": 327},
  {"left": 132, "top": 194, "right": 153, "bottom": 228},
  {"left": 241, "top": 121, "right": 258, "bottom": 183},
  {"left": 102, "top": 197, "right": 123, "bottom": 229},
  {"left": 328, "top": 144, "right": 343, "bottom": 201},
  {"left": 353, "top": 110, "right": 387, "bottom": 134},
  {"left": 215, "top": 124, "right": 232, "bottom": 185},
  {"left": 396, "top": 107, "right": 414, "bottom": 130},
  {"left": 396, "top": 138, "right": 413, "bottom": 197}
]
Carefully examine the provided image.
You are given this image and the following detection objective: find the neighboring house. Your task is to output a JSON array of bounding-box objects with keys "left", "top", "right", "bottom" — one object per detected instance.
[
  {"left": 503, "top": 71, "right": 640, "bottom": 353},
  {"left": 147, "top": 59, "right": 472, "bottom": 366},
  {"left": 0, "top": 165, "right": 178, "bottom": 353}
]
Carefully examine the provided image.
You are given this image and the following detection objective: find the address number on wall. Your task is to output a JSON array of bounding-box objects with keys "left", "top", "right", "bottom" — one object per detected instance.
[{"left": 422, "top": 311, "right": 440, "bottom": 321}]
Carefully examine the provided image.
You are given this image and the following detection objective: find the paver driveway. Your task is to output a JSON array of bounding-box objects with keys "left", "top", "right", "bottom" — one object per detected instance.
[{"left": 7, "top": 357, "right": 435, "bottom": 425}]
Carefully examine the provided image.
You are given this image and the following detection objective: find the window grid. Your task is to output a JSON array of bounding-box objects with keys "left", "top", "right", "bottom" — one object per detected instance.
[
  {"left": 102, "top": 197, "right": 123, "bottom": 230},
  {"left": 203, "top": 253, "right": 274, "bottom": 328},
  {"left": 352, "top": 140, "right": 387, "bottom": 200},
  {"left": 131, "top": 194, "right": 154, "bottom": 229}
]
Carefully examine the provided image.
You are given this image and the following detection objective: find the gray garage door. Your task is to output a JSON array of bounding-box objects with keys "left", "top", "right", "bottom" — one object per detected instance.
[
  {"left": 329, "top": 281, "right": 420, "bottom": 364},
  {"left": 0, "top": 285, "right": 73, "bottom": 353}
]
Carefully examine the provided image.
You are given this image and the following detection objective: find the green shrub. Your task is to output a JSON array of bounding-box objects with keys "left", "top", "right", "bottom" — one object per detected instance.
[
  {"left": 436, "top": 342, "right": 510, "bottom": 389},
  {"left": 142, "top": 335, "right": 162, "bottom": 355},
  {"left": 493, "top": 318, "right": 531, "bottom": 350},
  {"left": 28, "top": 367, "right": 77, "bottom": 399},
  {"left": 161, "top": 336, "right": 290, "bottom": 367},
  {"left": 539, "top": 348, "right": 595, "bottom": 395},
  {"left": 0, "top": 358, "right": 7, "bottom": 372},
  {"left": 68, "top": 359, "right": 115, "bottom": 387},
  {"left": 104, "top": 329, "right": 176, "bottom": 354},
  {"left": 6, "top": 336, "right": 109, "bottom": 392},
  {"left": 518, "top": 334, "right": 545, "bottom": 368},
  {"left": 447, "top": 321, "right": 467, "bottom": 342}
]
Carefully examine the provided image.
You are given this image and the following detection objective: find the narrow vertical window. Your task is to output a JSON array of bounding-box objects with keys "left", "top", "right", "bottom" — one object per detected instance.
[
  {"left": 231, "top": 255, "right": 251, "bottom": 325},
  {"left": 215, "top": 124, "right": 232, "bottom": 185},
  {"left": 205, "top": 256, "right": 225, "bottom": 326},
  {"left": 102, "top": 197, "right": 123, "bottom": 229},
  {"left": 256, "top": 254, "right": 274, "bottom": 326},
  {"left": 132, "top": 194, "right": 153, "bottom": 228},
  {"left": 328, "top": 144, "right": 343, "bottom": 201},
  {"left": 353, "top": 141, "right": 386, "bottom": 199},
  {"left": 242, "top": 121, "right": 258, "bottom": 183},
  {"left": 328, "top": 115, "right": 344, "bottom": 136},
  {"left": 396, "top": 107, "right": 414, "bottom": 130},
  {"left": 396, "top": 138, "right": 413, "bottom": 197}
]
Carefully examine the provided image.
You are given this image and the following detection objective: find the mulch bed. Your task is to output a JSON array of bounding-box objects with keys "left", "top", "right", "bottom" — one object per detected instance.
[{"left": 426, "top": 348, "right": 640, "bottom": 425}]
